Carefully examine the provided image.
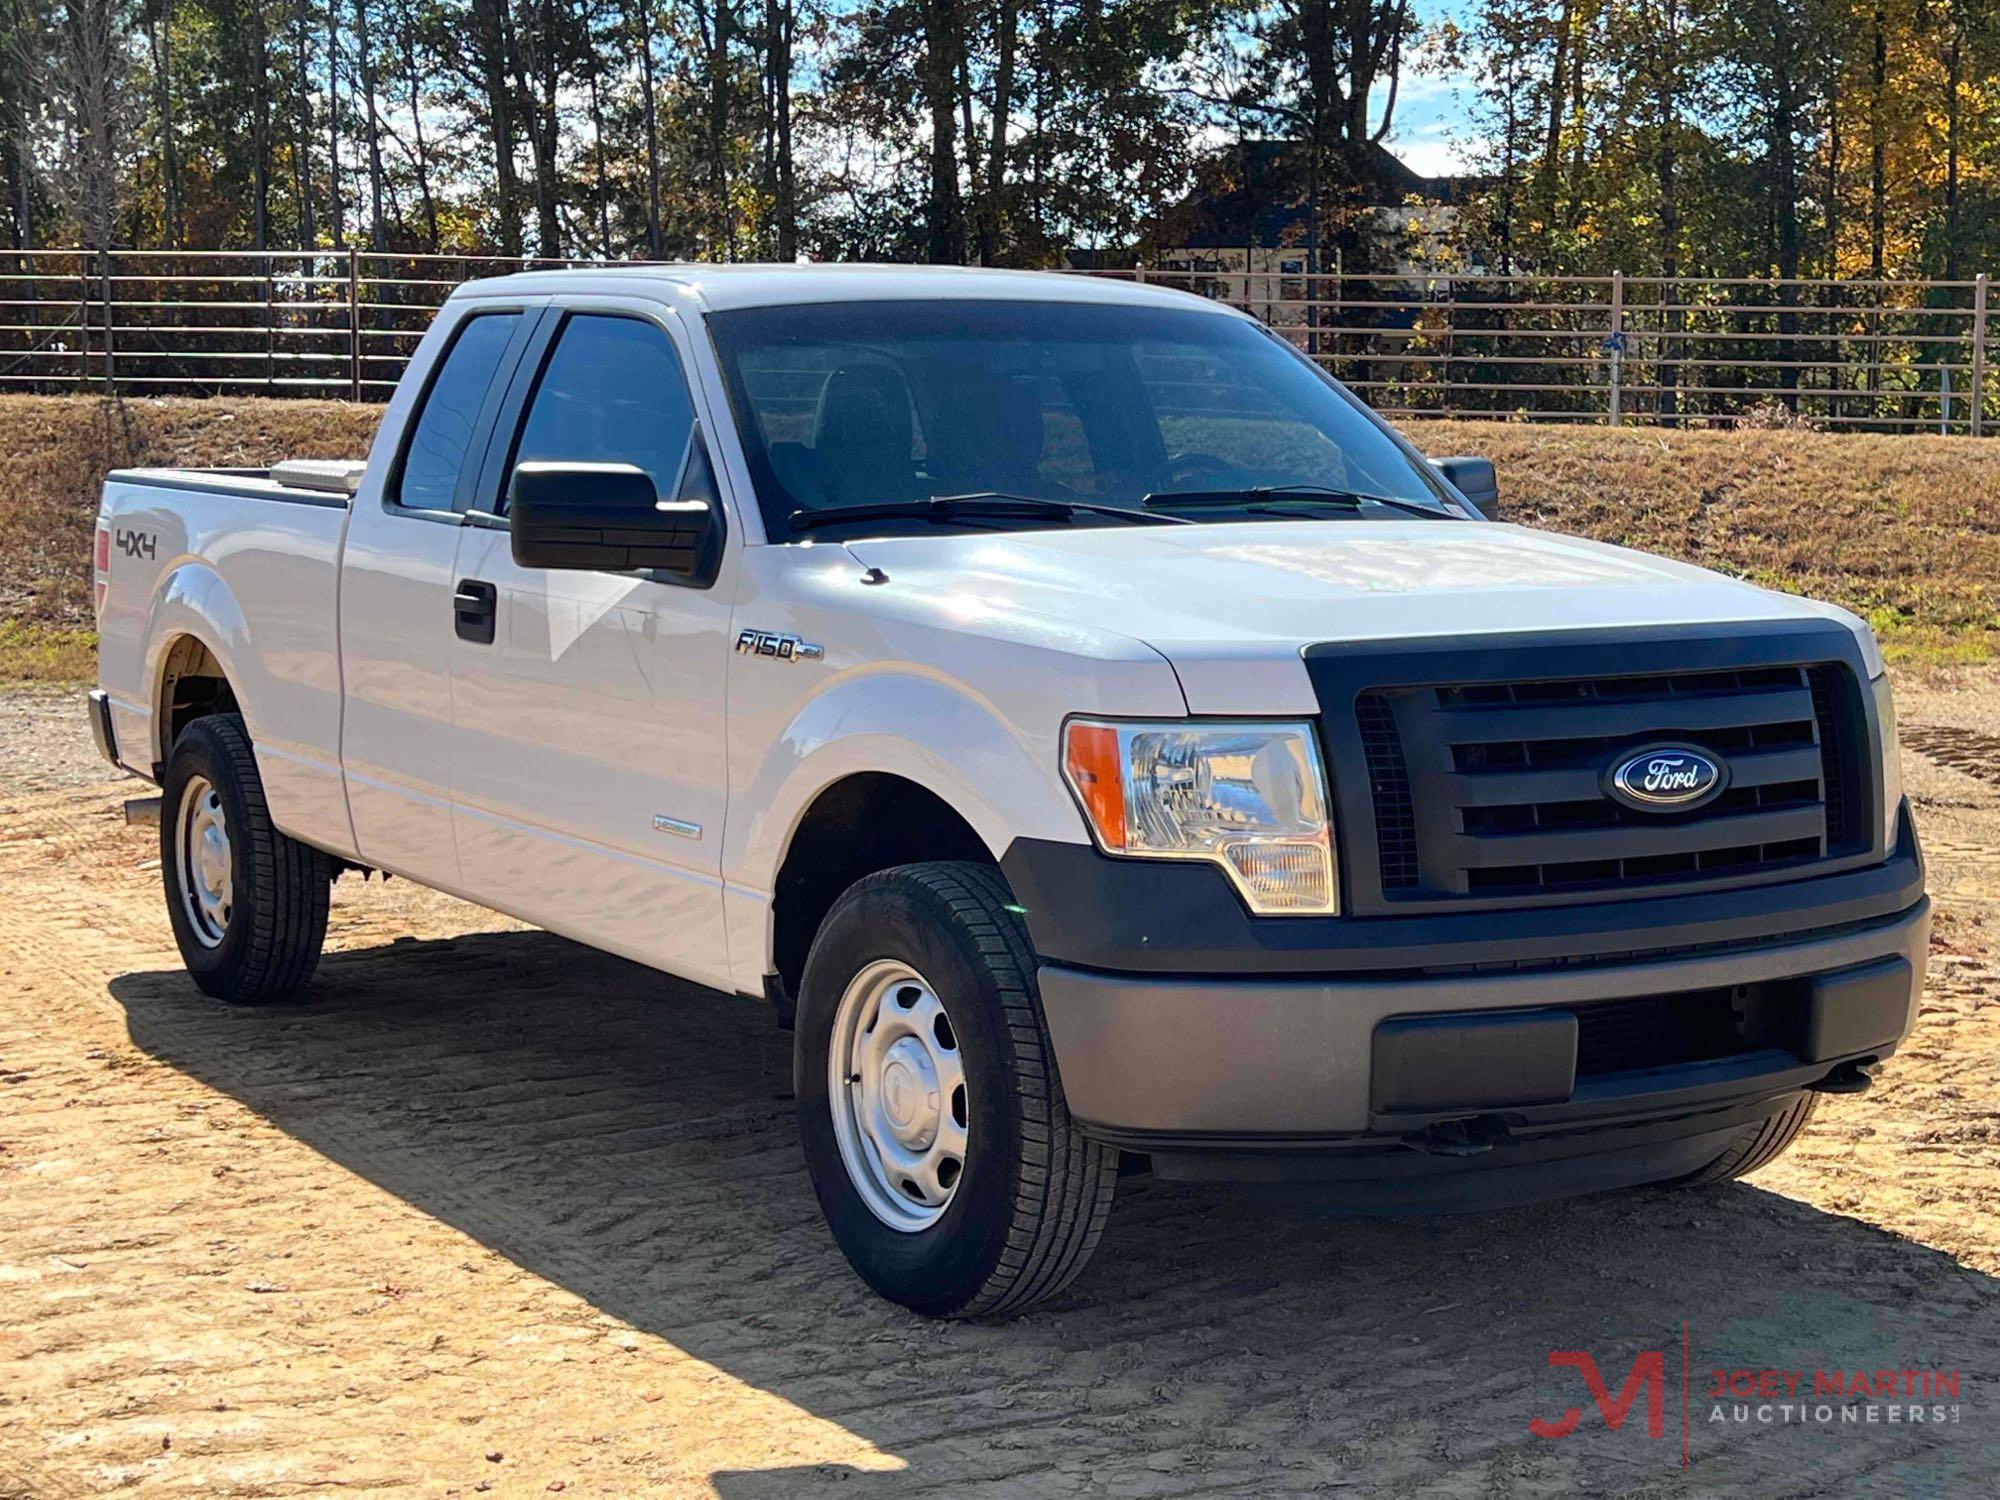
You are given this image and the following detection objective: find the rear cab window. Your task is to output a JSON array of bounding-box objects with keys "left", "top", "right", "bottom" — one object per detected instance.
[{"left": 390, "top": 311, "right": 524, "bottom": 514}]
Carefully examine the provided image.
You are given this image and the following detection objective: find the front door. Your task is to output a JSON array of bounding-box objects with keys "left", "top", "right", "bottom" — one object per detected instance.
[
  {"left": 339, "top": 305, "right": 537, "bottom": 889},
  {"left": 447, "top": 305, "right": 738, "bottom": 989}
]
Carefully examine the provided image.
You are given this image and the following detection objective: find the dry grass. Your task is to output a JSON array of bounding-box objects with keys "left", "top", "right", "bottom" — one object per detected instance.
[
  {"left": 0, "top": 395, "right": 380, "bottom": 681},
  {"left": 1415, "top": 419, "right": 2000, "bottom": 666},
  {"left": 1, "top": 395, "right": 1994, "bottom": 681}
]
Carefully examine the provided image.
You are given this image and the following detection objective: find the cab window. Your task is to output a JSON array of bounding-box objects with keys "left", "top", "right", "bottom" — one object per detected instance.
[{"left": 393, "top": 311, "right": 521, "bottom": 512}]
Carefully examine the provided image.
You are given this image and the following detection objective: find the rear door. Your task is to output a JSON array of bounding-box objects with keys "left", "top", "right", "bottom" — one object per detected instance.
[
  {"left": 339, "top": 304, "right": 538, "bottom": 888},
  {"left": 446, "top": 301, "right": 739, "bottom": 988}
]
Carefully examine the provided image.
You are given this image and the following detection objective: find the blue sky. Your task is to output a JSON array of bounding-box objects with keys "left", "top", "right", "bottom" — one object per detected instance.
[{"left": 1375, "top": 0, "right": 1480, "bottom": 179}]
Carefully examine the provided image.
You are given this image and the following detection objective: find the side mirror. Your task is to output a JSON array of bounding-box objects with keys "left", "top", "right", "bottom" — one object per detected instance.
[
  {"left": 1429, "top": 455, "right": 1499, "bottom": 518},
  {"left": 509, "top": 460, "right": 719, "bottom": 577}
]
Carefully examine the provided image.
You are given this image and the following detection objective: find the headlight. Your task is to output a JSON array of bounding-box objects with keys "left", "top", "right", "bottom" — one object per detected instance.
[
  {"left": 1062, "top": 719, "right": 1338, "bottom": 914},
  {"left": 1872, "top": 671, "right": 1904, "bottom": 849}
]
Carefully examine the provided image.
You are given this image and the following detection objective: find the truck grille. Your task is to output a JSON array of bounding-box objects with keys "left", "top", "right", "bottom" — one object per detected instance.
[{"left": 1352, "top": 660, "right": 1869, "bottom": 904}]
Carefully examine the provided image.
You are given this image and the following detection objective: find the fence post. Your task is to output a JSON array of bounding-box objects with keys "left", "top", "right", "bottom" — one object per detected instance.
[
  {"left": 1133, "top": 260, "right": 1146, "bottom": 286},
  {"left": 98, "top": 247, "right": 116, "bottom": 391},
  {"left": 1607, "top": 270, "right": 1625, "bottom": 427},
  {"left": 1442, "top": 275, "right": 1455, "bottom": 414},
  {"left": 264, "top": 253, "right": 277, "bottom": 391},
  {"left": 75, "top": 259, "right": 88, "bottom": 391},
  {"left": 1973, "top": 273, "right": 1988, "bottom": 437},
  {"left": 347, "top": 246, "right": 362, "bottom": 401}
]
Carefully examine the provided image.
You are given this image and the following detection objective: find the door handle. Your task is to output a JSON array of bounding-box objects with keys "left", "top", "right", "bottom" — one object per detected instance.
[{"left": 453, "top": 579, "right": 497, "bottom": 644}]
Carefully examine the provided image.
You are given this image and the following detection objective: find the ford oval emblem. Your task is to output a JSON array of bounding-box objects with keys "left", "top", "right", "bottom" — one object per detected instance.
[{"left": 1605, "top": 745, "right": 1726, "bottom": 812}]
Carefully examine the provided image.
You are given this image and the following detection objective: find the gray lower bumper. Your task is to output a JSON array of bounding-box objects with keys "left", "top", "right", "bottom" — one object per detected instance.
[{"left": 1039, "top": 898, "right": 1930, "bottom": 1142}]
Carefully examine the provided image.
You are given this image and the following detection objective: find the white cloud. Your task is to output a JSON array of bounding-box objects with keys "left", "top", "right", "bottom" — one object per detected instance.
[{"left": 1386, "top": 134, "right": 1479, "bottom": 178}]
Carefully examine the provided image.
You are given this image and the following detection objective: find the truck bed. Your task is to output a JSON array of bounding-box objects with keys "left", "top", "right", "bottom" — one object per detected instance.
[
  {"left": 111, "top": 462, "right": 365, "bottom": 507},
  {"left": 94, "top": 465, "right": 360, "bottom": 861}
]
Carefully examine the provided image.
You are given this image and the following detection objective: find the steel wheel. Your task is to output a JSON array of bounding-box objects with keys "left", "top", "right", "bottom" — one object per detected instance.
[
  {"left": 828, "top": 959, "right": 969, "bottom": 1232},
  {"left": 175, "top": 773, "right": 233, "bottom": 948}
]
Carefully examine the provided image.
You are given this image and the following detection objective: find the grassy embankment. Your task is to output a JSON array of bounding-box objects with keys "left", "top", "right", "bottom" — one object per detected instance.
[
  {"left": 0, "top": 394, "right": 1994, "bottom": 682},
  {"left": 0, "top": 396, "right": 382, "bottom": 681}
]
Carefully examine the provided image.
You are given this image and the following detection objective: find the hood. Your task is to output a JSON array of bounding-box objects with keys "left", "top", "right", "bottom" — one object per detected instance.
[{"left": 842, "top": 521, "right": 1877, "bottom": 713}]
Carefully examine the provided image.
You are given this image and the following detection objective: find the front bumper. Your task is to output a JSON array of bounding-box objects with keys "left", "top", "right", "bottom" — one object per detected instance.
[{"left": 1022, "top": 814, "right": 1928, "bottom": 1203}]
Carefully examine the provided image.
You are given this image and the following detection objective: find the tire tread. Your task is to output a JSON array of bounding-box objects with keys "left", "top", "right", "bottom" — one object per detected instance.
[
  {"left": 848, "top": 861, "right": 1116, "bottom": 1318},
  {"left": 166, "top": 715, "right": 329, "bottom": 1003},
  {"left": 1684, "top": 1092, "right": 1818, "bottom": 1183}
]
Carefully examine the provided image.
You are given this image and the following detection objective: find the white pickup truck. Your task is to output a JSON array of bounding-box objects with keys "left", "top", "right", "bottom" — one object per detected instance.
[{"left": 92, "top": 265, "right": 1928, "bottom": 1317}]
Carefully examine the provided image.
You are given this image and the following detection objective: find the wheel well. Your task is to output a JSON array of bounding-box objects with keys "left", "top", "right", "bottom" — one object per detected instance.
[
  {"left": 771, "top": 773, "right": 995, "bottom": 1008},
  {"left": 157, "top": 635, "right": 239, "bottom": 765}
]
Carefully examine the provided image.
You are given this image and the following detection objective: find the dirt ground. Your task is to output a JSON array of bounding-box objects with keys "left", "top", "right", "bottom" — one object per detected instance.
[{"left": 2, "top": 671, "right": 1997, "bottom": 1498}]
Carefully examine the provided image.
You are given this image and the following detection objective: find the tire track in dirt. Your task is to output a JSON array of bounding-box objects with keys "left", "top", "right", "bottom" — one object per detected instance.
[{"left": 4, "top": 754, "right": 2000, "bottom": 1494}]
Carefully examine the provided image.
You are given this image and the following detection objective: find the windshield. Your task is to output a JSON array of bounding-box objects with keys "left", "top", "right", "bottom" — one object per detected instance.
[{"left": 706, "top": 299, "right": 1460, "bottom": 540}]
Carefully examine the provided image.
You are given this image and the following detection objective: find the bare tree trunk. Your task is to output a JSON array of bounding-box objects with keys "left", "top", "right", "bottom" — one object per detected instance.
[
  {"left": 636, "top": 0, "right": 662, "bottom": 256},
  {"left": 327, "top": 0, "right": 344, "bottom": 248},
  {"left": 956, "top": 18, "right": 981, "bottom": 260},
  {"left": 510, "top": 0, "right": 563, "bottom": 255},
  {"left": 763, "top": 0, "right": 794, "bottom": 259},
  {"left": 400, "top": 25, "right": 438, "bottom": 249},
  {"left": 917, "top": 0, "right": 963, "bottom": 262},
  {"left": 470, "top": 0, "right": 521, "bottom": 254},
  {"left": 707, "top": 0, "right": 734, "bottom": 257},
  {"left": 1867, "top": 0, "right": 1885, "bottom": 399},
  {"left": 250, "top": 0, "right": 270, "bottom": 249},
  {"left": 356, "top": 0, "right": 385, "bottom": 248},
  {"left": 1824, "top": 65, "right": 1839, "bottom": 278},
  {"left": 1944, "top": 11, "right": 1961, "bottom": 280},
  {"left": 14, "top": 132, "right": 27, "bottom": 252},
  {"left": 42, "top": 0, "right": 134, "bottom": 252},
  {"left": 1643, "top": 0, "right": 1682, "bottom": 421},
  {"left": 587, "top": 23, "right": 610, "bottom": 257},
  {"left": 1772, "top": 52, "right": 1799, "bottom": 406},
  {"left": 1541, "top": 0, "right": 1570, "bottom": 175},
  {"left": 537, "top": 0, "right": 560, "bottom": 254},
  {"left": 1869, "top": 0, "right": 1885, "bottom": 280},
  {"left": 293, "top": 0, "right": 315, "bottom": 247},
  {"left": 145, "top": 0, "right": 181, "bottom": 247},
  {"left": 1564, "top": 5, "right": 1587, "bottom": 227},
  {"left": 984, "top": 0, "right": 1015, "bottom": 263}
]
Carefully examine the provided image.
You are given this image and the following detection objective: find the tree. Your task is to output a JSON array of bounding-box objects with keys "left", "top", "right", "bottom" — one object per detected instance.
[{"left": 38, "top": 0, "right": 141, "bottom": 249}]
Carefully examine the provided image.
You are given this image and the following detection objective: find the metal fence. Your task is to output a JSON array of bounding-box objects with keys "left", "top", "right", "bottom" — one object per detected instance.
[{"left": 4, "top": 248, "right": 1994, "bottom": 432}]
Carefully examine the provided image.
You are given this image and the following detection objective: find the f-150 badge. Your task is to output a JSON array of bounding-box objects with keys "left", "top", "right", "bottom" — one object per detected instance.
[{"left": 735, "top": 628, "right": 824, "bottom": 663}]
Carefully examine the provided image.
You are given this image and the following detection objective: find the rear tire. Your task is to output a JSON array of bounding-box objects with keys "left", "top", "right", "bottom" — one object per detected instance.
[
  {"left": 796, "top": 862, "right": 1117, "bottom": 1318},
  {"left": 161, "top": 714, "right": 330, "bottom": 1004},
  {"left": 1681, "top": 1093, "right": 1819, "bottom": 1183}
]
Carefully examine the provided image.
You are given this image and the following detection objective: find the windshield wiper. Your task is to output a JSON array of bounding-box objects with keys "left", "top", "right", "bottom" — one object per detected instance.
[
  {"left": 1141, "top": 484, "right": 1451, "bottom": 520},
  {"left": 790, "top": 492, "right": 1193, "bottom": 532}
]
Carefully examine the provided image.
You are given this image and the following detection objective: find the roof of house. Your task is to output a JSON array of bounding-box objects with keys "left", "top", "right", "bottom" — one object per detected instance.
[{"left": 1151, "top": 140, "right": 1474, "bottom": 251}]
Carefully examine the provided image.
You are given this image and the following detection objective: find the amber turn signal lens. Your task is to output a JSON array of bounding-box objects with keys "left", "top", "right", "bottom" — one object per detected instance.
[{"left": 1062, "top": 721, "right": 1126, "bottom": 851}]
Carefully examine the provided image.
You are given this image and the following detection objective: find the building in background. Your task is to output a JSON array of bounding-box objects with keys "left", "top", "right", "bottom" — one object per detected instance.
[{"left": 1069, "top": 140, "right": 1483, "bottom": 327}]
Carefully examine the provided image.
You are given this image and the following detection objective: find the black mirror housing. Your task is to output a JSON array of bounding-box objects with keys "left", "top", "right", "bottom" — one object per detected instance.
[
  {"left": 509, "top": 460, "right": 719, "bottom": 578},
  {"left": 1430, "top": 455, "right": 1499, "bottom": 518}
]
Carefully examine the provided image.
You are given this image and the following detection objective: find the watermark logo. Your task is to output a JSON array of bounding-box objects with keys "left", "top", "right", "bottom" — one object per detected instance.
[
  {"left": 1529, "top": 1349, "right": 1668, "bottom": 1441},
  {"left": 1531, "top": 1326, "right": 1686, "bottom": 1465},
  {"left": 1530, "top": 1326, "right": 1963, "bottom": 1469}
]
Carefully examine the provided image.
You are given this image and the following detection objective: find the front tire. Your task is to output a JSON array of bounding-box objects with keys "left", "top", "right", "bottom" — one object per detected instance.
[
  {"left": 796, "top": 862, "right": 1117, "bottom": 1318},
  {"left": 1681, "top": 1093, "right": 1819, "bottom": 1183},
  {"left": 161, "top": 714, "right": 330, "bottom": 1004}
]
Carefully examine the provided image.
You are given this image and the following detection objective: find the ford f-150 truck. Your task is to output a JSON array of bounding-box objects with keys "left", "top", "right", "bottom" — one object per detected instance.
[{"left": 91, "top": 265, "right": 1928, "bottom": 1318}]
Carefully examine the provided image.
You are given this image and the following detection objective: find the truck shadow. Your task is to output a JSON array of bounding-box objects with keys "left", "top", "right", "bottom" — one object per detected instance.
[{"left": 108, "top": 927, "right": 2000, "bottom": 1496}]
